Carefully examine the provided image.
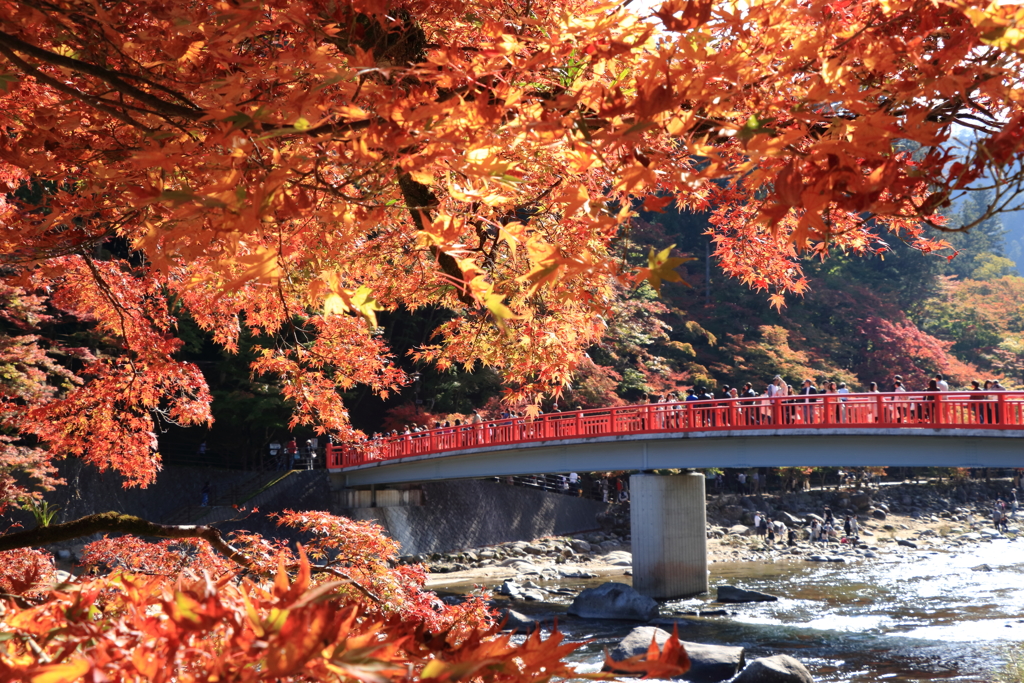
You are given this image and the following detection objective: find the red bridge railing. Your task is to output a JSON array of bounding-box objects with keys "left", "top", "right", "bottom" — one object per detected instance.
[{"left": 327, "top": 391, "right": 1024, "bottom": 470}]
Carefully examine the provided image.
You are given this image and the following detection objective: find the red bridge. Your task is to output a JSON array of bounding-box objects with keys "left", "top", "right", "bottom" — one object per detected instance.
[{"left": 328, "top": 391, "right": 1024, "bottom": 474}]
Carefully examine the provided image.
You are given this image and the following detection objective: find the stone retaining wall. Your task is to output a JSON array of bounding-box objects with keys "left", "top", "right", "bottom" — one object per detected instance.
[
  {"left": 18, "top": 462, "right": 608, "bottom": 557},
  {"left": 341, "top": 480, "right": 613, "bottom": 556}
]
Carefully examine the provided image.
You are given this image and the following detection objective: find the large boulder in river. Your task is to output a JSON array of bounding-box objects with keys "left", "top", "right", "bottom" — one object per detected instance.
[
  {"left": 717, "top": 585, "right": 779, "bottom": 603},
  {"left": 567, "top": 582, "right": 658, "bottom": 621},
  {"left": 606, "top": 626, "right": 745, "bottom": 683},
  {"left": 732, "top": 655, "right": 814, "bottom": 683}
]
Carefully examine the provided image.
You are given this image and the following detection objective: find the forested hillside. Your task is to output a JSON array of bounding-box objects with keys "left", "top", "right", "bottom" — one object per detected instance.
[{"left": 173, "top": 198, "right": 1024, "bottom": 465}]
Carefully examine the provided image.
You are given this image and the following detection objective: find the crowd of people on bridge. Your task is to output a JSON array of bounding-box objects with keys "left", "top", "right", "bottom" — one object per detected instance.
[
  {"left": 654, "top": 373, "right": 1016, "bottom": 427},
  {"left": 337, "top": 372, "right": 1020, "bottom": 464}
]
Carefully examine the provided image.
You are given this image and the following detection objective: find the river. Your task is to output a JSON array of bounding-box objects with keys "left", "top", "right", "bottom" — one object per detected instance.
[{"left": 448, "top": 536, "right": 1024, "bottom": 682}]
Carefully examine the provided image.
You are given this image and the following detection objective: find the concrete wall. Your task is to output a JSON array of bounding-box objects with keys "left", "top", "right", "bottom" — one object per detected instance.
[
  {"left": 15, "top": 461, "right": 604, "bottom": 558},
  {"left": 14, "top": 459, "right": 256, "bottom": 528},
  {"left": 339, "top": 480, "right": 612, "bottom": 556},
  {"left": 9, "top": 461, "right": 332, "bottom": 541}
]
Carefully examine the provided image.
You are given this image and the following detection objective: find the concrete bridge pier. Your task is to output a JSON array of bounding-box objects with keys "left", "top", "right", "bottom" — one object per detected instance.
[{"left": 629, "top": 472, "right": 708, "bottom": 598}]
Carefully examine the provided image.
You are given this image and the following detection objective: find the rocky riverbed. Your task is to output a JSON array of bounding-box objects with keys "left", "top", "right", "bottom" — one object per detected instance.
[{"left": 420, "top": 479, "right": 1021, "bottom": 585}]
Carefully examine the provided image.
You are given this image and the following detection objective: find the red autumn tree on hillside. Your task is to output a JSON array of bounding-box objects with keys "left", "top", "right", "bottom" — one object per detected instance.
[{"left": 0, "top": 0, "right": 1023, "bottom": 677}]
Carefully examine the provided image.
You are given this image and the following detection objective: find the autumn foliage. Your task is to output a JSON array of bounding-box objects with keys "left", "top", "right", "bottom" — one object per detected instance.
[
  {"left": 0, "top": 511, "right": 691, "bottom": 682},
  {"left": 1, "top": 0, "right": 1024, "bottom": 677},
  {"left": 0, "top": 0, "right": 1022, "bottom": 484}
]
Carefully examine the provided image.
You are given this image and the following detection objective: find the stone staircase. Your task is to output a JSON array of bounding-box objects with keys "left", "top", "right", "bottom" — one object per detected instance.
[{"left": 163, "top": 469, "right": 302, "bottom": 526}]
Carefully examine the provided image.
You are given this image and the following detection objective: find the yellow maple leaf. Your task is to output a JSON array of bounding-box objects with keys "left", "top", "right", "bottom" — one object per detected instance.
[{"left": 636, "top": 244, "right": 693, "bottom": 293}]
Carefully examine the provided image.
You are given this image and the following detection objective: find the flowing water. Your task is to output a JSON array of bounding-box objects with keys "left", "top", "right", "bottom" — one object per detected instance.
[{"left": 442, "top": 536, "right": 1024, "bottom": 682}]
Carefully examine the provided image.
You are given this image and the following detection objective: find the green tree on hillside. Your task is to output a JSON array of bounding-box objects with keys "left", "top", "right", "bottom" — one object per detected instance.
[{"left": 945, "top": 190, "right": 1010, "bottom": 280}]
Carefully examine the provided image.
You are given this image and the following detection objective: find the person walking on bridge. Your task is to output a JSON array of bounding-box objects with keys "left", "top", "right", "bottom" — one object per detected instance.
[
  {"left": 799, "top": 378, "right": 818, "bottom": 424},
  {"left": 767, "top": 375, "right": 789, "bottom": 424},
  {"left": 741, "top": 382, "right": 758, "bottom": 425},
  {"left": 890, "top": 376, "right": 908, "bottom": 423}
]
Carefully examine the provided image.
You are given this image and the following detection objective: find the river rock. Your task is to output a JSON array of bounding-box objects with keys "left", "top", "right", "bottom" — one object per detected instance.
[
  {"left": 732, "top": 654, "right": 814, "bottom": 683},
  {"left": 971, "top": 564, "right": 993, "bottom": 572},
  {"left": 728, "top": 524, "right": 753, "bottom": 536},
  {"left": 558, "top": 568, "right": 597, "bottom": 579},
  {"left": 717, "top": 585, "right": 779, "bottom": 603},
  {"left": 850, "top": 492, "right": 872, "bottom": 510},
  {"left": 722, "top": 505, "right": 745, "bottom": 521},
  {"left": 504, "top": 560, "right": 543, "bottom": 573},
  {"left": 604, "top": 550, "right": 633, "bottom": 566},
  {"left": 896, "top": 539, "right": 918, "bottom": 549},
  {"left": 871, "top": 509, "right": 887, "bottom": 520},
  {"left": 606, "top": 626, "right": 745, "bottom": 683},
  {"left": 568, "top": 582, "right": 658, "bottom": 621},
  {"left": 500, "top": 580, "right": 523, "bottom": 598},
  {"left": 569, "top": 539, "right": 592, "bottom": 553},
  {"left": 499, "top": 609, "right": 535, "bottom": 632},
  {"left": 778, "top": 511, "right": 804, "bottom": 526}
]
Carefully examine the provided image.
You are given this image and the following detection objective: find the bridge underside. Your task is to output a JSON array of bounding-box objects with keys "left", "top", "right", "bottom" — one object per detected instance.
[{"left": 331, "top": 429, "right": 1024, "bottom": 487}]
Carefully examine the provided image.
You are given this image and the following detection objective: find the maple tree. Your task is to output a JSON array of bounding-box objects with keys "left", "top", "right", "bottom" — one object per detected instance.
[
  {"left": 1, "top": 0, "right": 1024, "bottom": 677},
  {"left": 0, "top": 0, "right": 1022, "bottom": 480}
]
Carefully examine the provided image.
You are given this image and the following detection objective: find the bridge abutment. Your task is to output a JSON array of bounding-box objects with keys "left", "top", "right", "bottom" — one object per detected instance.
[{"left": 630, "top": 472, "right": 708, "bottom": 598}]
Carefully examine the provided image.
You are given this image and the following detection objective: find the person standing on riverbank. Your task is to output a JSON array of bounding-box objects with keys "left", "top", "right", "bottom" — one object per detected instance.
[{"left": 844, "top": 515, "right": 859, "bottom": 540}]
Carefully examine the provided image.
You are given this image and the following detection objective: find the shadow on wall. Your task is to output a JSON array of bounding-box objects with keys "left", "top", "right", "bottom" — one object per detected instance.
[
  {"left": 342, "top": 480, "right": 612, "bottom": 556},
  {"left": 11, "top": 460, "right": 256, "bottom": 530}
]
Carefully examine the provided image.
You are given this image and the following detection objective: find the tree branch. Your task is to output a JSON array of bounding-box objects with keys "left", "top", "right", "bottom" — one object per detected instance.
[
  {"left": 0, "top": 512, "right": 256, "bottom": 571},
  {"left": 396, "top": 170, "right": 476, "bottom": 306},
  {"left": 0, "top": 30, "right": 203, "bottom": 120},
  {"left": 0, "top": 41, "right": 152, "bottom": 131}
]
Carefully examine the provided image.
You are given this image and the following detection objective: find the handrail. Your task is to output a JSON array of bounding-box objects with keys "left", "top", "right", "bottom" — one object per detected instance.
[{"left": 327, "top": 391, "right": 1024, "bottom": 470}]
